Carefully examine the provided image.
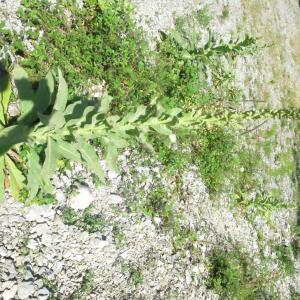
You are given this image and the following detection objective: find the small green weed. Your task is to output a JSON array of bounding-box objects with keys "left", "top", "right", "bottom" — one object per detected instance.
[
  {"left": 43, "top": 278, "right": 59, "bottom": 300},
  {"left": 196, "top": 7, "right": 212, "bottom": 27},
  {"left": 233, "top": 189, "right": 292, "bottom": 224},
  {"left": 190, "top": 127, "right": 236, "bottom": 191},
  {"left": 60, "top": 206, "right": 78, "bottom": 226},
  {"left": 171, "top": 227, "right": 198, "bottom": 257},
  {"left": 221, "top": 5, "right": 230, "bottom": 20},
  {"left": 60, "top": 206, "right": 106, "bottom": 233},
  {"left": 81, "top": 207, "right": 106, "bottom": 233},
  {"left": 20, "top": 236, "right": 30, "bottom": 256},
  {"left": 273, "top": 244, "right": 296, "bottom": 276},
  {"left": 70, "top": 270, "right": 94, "bottom": 300},
  {"left": 121, "top": 264, "right": 144, "bottom": 286},
  {"left": 112, "top": 225, "right": 127, "bottom": 247},
  {"left": 206, "top": 250, "right": 273, "bottom": 299}
]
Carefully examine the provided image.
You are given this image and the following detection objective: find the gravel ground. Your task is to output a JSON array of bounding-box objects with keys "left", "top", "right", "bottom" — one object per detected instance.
[{"left": 0, "top": 0, "right": 300, "bottom": 299}]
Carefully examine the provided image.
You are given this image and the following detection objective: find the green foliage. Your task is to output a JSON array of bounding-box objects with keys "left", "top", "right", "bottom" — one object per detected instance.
[
  {"left": 80, "top": 207, "right": 106, "bottom": 233},
  {"left": 121, "top": 264, "right": 144, "bottom": 286},
  {"left": 2, "top": 0, "right": 152, "bottom": 113},
  {"left": 273, "top": 244, "right": 296, "bottom": 276},
  {"left": 0, "top": 0, "right": 257, "bottom": 115},
  {"left": 112, "top": 225, "right": 127, "bottom": 247},
  {"left": 0, "top": 1, "right": 299, "bottom": 200},
  {"left": 70, "top": 270, "right": 95, "bottom": 300},
  {"left": 20, "top": 236, "right": 30, "bottom": 256},
  {"left": 171, "top": 227, "right": 198, "bottom": 256},
  {"left": 221, "top": 5, "right": 230, "bottom": 20},
  {"left": 190, "top": 127, "right": 236, "bottom": 191},
  {"left": 206, "top": 250, "right": 272, "bottom": 299},
  {"left": 0, "top": 65, "right": 299, "bottom": 200},
  {"left": 234, "top": 189, "right": 292, "bottom": 223},
  {"left": 60, "top": 205, "right": 106, "bottom": 233},
  {"left": 60, "top": 205, "right": 78, "bottom": 225},
  {"left": 42, "top": 278, "right": 59, "bottom": 300},
  {"left": 137, "top": 186, "right": 176, "bottom": 226}
]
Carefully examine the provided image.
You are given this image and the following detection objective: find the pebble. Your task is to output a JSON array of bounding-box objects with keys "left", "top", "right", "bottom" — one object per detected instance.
[
  {"left": 27, "top": 239, "right": 38, "bottom": 251},
  {"left": 38, "top": 287, "right": 50, "bottom": 299},
  {"left": 2, "top": 284, "right": 18, "bottom": 300},
  {"left": 25, "top": 205, "right": 55, "bottom": 222},
  {"left": 69, "top": 186, "right": 94, "bottom": 210},
  {"left": 41, "top": 234, "right": 52, "bottom": 247},
  {"left": 17, "top": 282, "right": 35, "bottom": 299}
]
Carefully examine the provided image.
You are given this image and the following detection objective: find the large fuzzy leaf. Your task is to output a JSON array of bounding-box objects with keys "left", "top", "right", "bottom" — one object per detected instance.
[
  {"left": 0, "top": 155, "right": 4, "bottom": 202},
  {"left": 41, "top": 137, "right": 58, "bottom": 188},
  {"left": 65, "top": 105, "right": 95, "bottom": 127},
  {"left": 38, "top": 110, "right": 66, "bottom": 129},
  {"left": 104, "top": 143, "right": 119, "bottom": 172},
  {"left": 12, "top": 65, "right": 35, "bottom": 123},
  {"left": 98, "top": 93, "right": 112, "bottom": 114},
  {"left": 0, "top": 125, "right": 31, "bottom": 156},
  {"left": 35, "top": 70, "right": 55, "bottom": 114},
  {"left": 55, "top": 139, "right": 82, "bottom": 163},
  {"left": 5, "top": 155, "right": 25, "bottom": 200},
  {"left": 78, "top": 143, "right": 105, "bottom": 182},
  {"left": 27, "top": 149, "right": 42, "bottom": 200},
  {"left": 151, "top": 124, "right": 173, "bottom": 136},
  {"left": 53, "top": 68, "right": 68, "bottom": 112},
  {"left": 121, "top": 105, "right": 147, "bottom": 124},
  {"left": 0, "top": 72, "right": 11, "bottom": 126}
]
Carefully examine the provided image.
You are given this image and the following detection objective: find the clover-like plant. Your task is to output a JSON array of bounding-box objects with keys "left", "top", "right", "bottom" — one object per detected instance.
[{"left": 0, "top": 66, "right": 299, "bottom": 201}]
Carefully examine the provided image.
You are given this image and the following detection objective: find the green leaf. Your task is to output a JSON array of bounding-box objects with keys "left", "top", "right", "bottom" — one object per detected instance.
[
  {"left": 38, "top": 110, "right": 66, "bottom": 129},
  {"left": 138, "top": 132, "right": 154, "bottom": 151},
  {"left": 41, "top": 137, "right": 58, "bottom": 188},
  {"left": 151, "top": 124, "right": 173, "bottom": 136},
  {"left": 166, "top": 107, "right": 182, "bottom": 117},
  {"left": 0, "top": 72, "right": 11, "bottom": 126},
  {"left": 65, "top": 105, "right": 95, "bottom": 127},
  {"left": 99, "top": 93, "right": 112, "bottom": 114},
  {"left": 0, "top": 155, "right": 5, "bottom": 202},
  {"left": 104, "top": 143, "right": 119, "bottom": 172},
  {"left": 122, "top": 105, "right": 147, "bottom": 123},
  {"left": 78, "top": 143, "right": 105, "bottom": 182},
  {"left": 27, "top": 149, "right": 42, "bottom": 200},
  {"left": 55, "top": 139, "right": 82, "bottom": 163},
  {"left": 0, "top": 125, "right": 31, "bottom": 156},
  {"left": 5, "top": 155, "right": 26, "bottom": 200},
  {"left": 35, "top": 70, "right": 55, "bottom": 114},
  {"left": 12, "top": 65, "right": 35, "bottom": 122},
  {"left": 169, "top": 29, "right": 188, "bottom": 49},
  {"left": 53, "top": 68, "right": 68, "bottom": 112}
]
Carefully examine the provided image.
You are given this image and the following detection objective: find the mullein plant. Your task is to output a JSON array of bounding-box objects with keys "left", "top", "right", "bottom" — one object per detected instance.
[{"left": 0, "top": 65, "right": 299, "bottom": 201}]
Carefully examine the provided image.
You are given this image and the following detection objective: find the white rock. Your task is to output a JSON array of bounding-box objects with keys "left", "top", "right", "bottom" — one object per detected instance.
[
  {"left": 41, "top": 234, "right": 52, "bottom": 247},
  {"left": 1, "top": 281, "right": 15, "bottom": 292},
  {"left": 108, "top": 194, "right": 123, "bottom": 204},
  {"left": 0, "top": 246, "right": 8, "bottom": 257},
  {"left": 69, "top": 187, "right": 94, "bottom": 210},
  {"left": 52, "top": 261, "right": 63, "bottom": 274},
  {"left": 107, "top": 170, "right": 119, "bottom": 180},
  {"left": 91, "top": 239, "right": 109, "bottom": 249},
  {"left": 55, "top": 190, "right": 66, "bottom": 202},
  {"left": 15, "top": 256, "right": 25, "bottom": 268},
  {"left": 17, "top": 282, "right": 35, "bottom": 299},
  {"left": 25, "top": 205, "right": 55, "bottom": 222},
  {"left": 27, "top": 239, "right": 38, "bottom": 250},
  {"left": 38, "top": 287, "right": 50, "bottom": 299},
  {"left": 34, "top": 223, "right": 50, "bottom": 236},
  {"left": 2, "top": 284, "right": 17, "bottom": 300}
]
